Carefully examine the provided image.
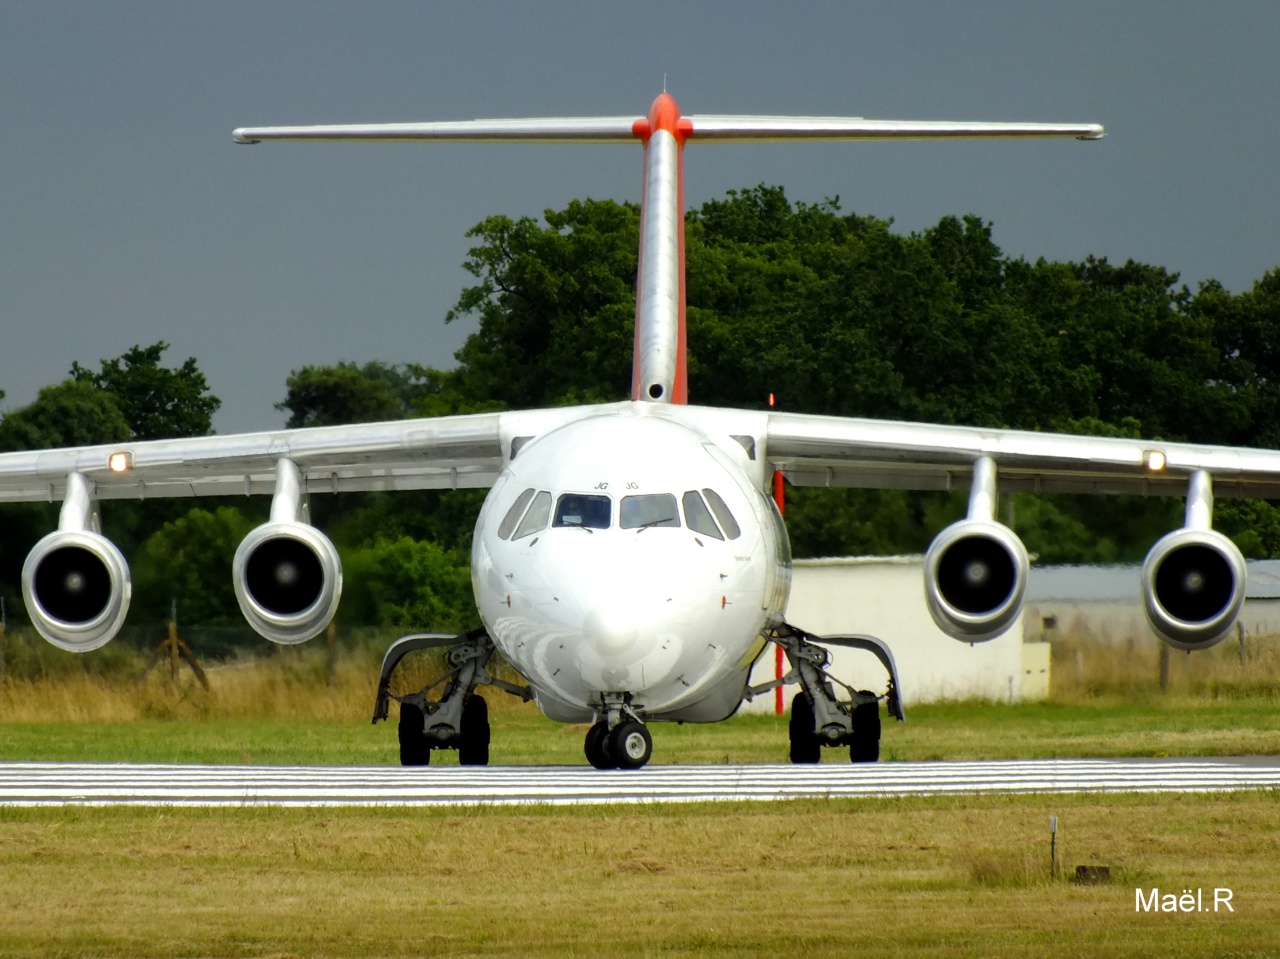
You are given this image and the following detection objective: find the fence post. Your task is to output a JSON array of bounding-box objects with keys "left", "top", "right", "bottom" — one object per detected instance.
[{"left": 326, "top": 622, "right": 338, "bottom": 689}]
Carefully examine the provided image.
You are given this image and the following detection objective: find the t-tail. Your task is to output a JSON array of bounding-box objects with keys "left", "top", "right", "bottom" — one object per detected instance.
[{"left": 234, "top": 95, "right": 1103, "bottom": 406}]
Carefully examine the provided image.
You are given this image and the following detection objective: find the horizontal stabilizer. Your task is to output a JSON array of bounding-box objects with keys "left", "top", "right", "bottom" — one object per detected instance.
[
  {"left": 233, "top": 117, "right": 641, "bottom": 144},
  {"left": 234, "top": 115, "right": 1104, "bottom": 146},
  {"left": 685, "top": 116, "right": 1105, "bottom": 141}
]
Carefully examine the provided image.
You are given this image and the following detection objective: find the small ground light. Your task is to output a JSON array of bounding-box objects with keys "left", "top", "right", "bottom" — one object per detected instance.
[{"left": 108, "top": 452, "right": 133, "bottom": 473}]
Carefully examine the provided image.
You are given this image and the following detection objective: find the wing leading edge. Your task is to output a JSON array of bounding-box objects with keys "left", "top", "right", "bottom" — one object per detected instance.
[
  {"left": 0, "top": 405, "right": 613, "bottom": 504},
  {"left": 758, "top": 409, "right": 1280, "bottom": 499}
]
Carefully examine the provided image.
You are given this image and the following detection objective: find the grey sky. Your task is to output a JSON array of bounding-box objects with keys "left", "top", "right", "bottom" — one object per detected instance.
[{"left": 3, "top": 1, "right": 1277, "bottom": 434}]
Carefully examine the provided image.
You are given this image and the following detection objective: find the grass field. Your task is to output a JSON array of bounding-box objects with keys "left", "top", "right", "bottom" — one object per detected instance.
[{"left": 1, "top": 793, "right": 1277, "bottom": 958}]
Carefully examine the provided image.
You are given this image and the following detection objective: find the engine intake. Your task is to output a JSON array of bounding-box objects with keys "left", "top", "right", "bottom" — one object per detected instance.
[
  {"left": 233, "top": 522, "right": 341, "bottom": 643},
  {"left": 233, "top": 458, "right": 342, "bottom": 644},
  {"left": 1142, "top": 528, "right": 1245, "bottom": 650},
  {"left": 924, "top": 519, "right": 1029, "bottom": 643},
  {"left": 22, "top": 473, "right": 131, "bottom": 652},
  {"left": 923, "top": 456, "right": 1028, "bottom": 643}
]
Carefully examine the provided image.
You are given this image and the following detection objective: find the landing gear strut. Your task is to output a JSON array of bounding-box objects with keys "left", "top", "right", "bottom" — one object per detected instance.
[
  {"left": 583, "top": 695, "right": 653, "bottom": 770},
  {"left": 747, "top": 624, "right": 904, "bottom": 765},
  {"left": 373, "top": 629, "right": 531, "bottom": 767}
]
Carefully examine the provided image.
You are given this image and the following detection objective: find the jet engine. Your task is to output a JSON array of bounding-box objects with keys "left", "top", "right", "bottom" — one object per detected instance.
[
  {"left": 1141, "top": 471, "right": 1245, "bottom": 650},
  {"left": 233, "top": 459, "right": 342, "bottom": 644},
  {"left": 22, "top": 473, "right": 130, "bottom": 652},
  {"left": 922, "top": 457, "right": 1029, "bottom": 643},
  {"left": 924, "top": 519, "right": 1029, "bottom": 643}
]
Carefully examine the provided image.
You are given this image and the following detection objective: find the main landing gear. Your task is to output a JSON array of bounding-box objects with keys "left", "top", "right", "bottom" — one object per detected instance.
[
  {"left": 747, "top": 625, "right": 905, "bottom": 765},
  {"left": 583, "top": 695, "right": 654, "bottom": 770},
  {"left": 373, "top": 629, "right": 532, "bottom": 767}
]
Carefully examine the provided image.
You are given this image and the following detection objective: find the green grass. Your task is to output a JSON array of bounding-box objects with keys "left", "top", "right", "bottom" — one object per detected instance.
[
  {"left": 3, "top": 696, "right": 1280, "bottom": 766},
  {"left": 1, "top": 792, "right": 1277, "bottom": 958}
]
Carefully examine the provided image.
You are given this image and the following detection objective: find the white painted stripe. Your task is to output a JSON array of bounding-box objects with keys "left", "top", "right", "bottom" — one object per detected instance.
[{"left": 1, "top": 760, "right": 1277, "bottom": 807}]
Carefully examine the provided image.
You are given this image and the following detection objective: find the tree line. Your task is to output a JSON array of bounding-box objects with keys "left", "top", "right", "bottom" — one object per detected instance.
[{"left": 3, "top": 185, "right": 1279, "bottom": 647}]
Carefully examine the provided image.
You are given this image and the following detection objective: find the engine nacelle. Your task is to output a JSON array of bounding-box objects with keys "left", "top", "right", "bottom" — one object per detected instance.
[
  {"left": 1142, "top": 528, "right": 1245, "bottom": 650},
  {"left": 22, "top": 529, "right": 131, "bottom": 652},
  {"left": 924, "top": 519, "right": 1029, "bottom": 643},
  {"left": 233, "top": 521, "right": 342, "bottom": 644}
]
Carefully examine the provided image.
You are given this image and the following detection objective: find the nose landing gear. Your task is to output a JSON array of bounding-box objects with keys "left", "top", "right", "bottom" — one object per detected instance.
[{"left": 584, "top": 696, "right": 653, "bottom": 769}]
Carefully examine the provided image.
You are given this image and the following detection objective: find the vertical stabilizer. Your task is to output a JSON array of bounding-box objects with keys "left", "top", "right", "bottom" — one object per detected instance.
[{"left": 630, "top": 94, "right": 690, "bottom": 405}]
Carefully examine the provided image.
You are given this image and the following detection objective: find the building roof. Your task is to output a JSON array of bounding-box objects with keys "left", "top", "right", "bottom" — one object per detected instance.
[{"left": 1027, "top": 561, "right": 1280, "bottom": 602}]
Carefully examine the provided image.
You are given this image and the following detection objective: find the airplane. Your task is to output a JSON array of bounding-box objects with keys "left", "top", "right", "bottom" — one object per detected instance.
[{"left": 4, "top": 92, "right": 1268, "bottom": 771}]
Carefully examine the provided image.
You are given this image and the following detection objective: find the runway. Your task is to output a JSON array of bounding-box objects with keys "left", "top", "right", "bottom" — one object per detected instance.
[{"left": 2, "top": 758, "right": 1279, "bottom": 807}]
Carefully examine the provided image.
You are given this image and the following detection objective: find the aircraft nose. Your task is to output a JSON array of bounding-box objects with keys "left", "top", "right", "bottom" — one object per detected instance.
[{"left": 582, "top": 603, "right": 641, "bottom": 656}]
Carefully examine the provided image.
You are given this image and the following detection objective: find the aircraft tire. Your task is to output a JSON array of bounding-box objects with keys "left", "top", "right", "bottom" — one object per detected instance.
[
  {"left": 849, "top": 693, "right": 881, "bottom": 764},
  {"left": 609, "top": 721, "right": 653, "bottom": 770},
  {"left": 788, "top": 692, "right": 821, "bottom": 764},
  {"left": 458, "top": 694, "right": 490, "bottom": 766},
  {"left": 585, "top": 721, "right": 616, "bottom": 769},
  {"left": 398, "top": 703, "right": 431, "bottom": 767}
]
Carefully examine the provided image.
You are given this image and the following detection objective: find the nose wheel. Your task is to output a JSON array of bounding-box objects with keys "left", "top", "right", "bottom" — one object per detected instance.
[{"left": 584, "top": 719, "right": 653, "bottom": 770}]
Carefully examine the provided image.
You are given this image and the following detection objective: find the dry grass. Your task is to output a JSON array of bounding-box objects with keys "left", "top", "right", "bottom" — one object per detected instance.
[
  {"left": 0, "top": 630, "right": 475, "bottom": 724},
  {"left": 0, "top": 792, "right": 1277, "bottom": 957},
  {"left": 1048, "top": 627, "right": 1280, "bottom": 703}
]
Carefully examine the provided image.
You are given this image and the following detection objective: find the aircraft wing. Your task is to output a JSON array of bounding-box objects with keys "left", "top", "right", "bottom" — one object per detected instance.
[
  {"left": 0, "top": 405, "right": 610, "bottom": 504},
  {"left": 760, "top": 410, "right": 1280, "bottom": 499}
]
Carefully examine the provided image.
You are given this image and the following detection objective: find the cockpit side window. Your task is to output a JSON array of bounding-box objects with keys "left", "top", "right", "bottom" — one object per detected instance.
[
  {"left": 681, "top": 491, "right": 724, "bottom": 540},
  {"left": 498, "top": 488, "right": 536, "bottom": 540},
  {"left": 553, "top": 493, "right": 612, "bottom": 529},
  {"left": 513, "top": 491, "right": 552, "bottom": 539},
  {"left": 621, "top": 493, "right": 680, "bottom": 529},
  {"left": 702, "top": 488, "right": 741, "bottom": 540}
]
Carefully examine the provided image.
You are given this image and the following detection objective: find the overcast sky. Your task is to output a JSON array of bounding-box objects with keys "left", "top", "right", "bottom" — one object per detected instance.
[{"left": 3, "top": 1, "right": 1277, "bottom": 434}]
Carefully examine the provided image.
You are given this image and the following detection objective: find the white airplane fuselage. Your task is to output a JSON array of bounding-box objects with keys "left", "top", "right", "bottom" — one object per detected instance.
[{"left": 472, "top": 407, "right": 791, "bottom": 723}]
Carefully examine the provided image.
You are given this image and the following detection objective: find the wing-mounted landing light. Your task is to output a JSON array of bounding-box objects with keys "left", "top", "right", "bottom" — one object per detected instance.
[
  {"left": 233, "top": 458, "right": 343, "bottom": 645},
  {"left": 923, "top": 457, "right": 1030, "bottom": 643},
  {"left": 1142, "top": 470, "right": 1246, "bottom": 650},
  {"left": 22, "top": 472, "right": 131, "bottom": 651}
]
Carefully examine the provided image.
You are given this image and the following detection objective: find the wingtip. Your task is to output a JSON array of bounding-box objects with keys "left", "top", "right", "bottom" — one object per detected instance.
[
  {"left": 232, "top": 128, "right": 260, "bottom": 145},
  {"left": 1078, "top": 125, "right": 1106, "bottom": 141}
]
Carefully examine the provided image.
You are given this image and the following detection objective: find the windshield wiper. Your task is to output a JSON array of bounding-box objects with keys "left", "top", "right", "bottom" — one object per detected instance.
[{"left": 635, "top": 517, "right": 678, "bottom": 533}]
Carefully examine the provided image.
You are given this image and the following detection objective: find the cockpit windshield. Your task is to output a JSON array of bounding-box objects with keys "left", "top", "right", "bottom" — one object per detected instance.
[
  {"left": 620, "top": 493, "right": 680, "bottom": 529},
  {"left": 553, "top": 493, "right": 612, "bottom": 530}
]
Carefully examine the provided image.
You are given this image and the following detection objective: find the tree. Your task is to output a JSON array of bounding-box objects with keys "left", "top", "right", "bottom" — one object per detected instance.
[
  {"left": 132, "top": 506, "right": 258, "bottom": 625},
  {"left": 278, "top": 361, "right": 432, "bottom": 428},
  {"left": 0, "top": 379, "right": 131, "bottom": 452},
  {"left": 444, "top": 200, "right": 640, "bottom": 408},
  {"left": 71, "top": 342, "right": 220, "bottom": 439},
  {"left": 339, "top": 537, "right": 476, "bottom": 632}
]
